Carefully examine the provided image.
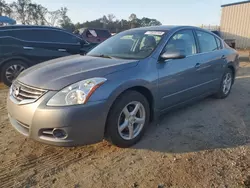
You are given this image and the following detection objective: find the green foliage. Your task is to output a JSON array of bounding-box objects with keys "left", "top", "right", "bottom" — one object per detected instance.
[
  {"left": 0, "top": 1, "right": 162, "bottom": 32},
  {"left": 74, "top": 13, "right": 162, "bottom": 33},
  {"left": 0, "top": 0, "right": 12, "bottom": 16}
]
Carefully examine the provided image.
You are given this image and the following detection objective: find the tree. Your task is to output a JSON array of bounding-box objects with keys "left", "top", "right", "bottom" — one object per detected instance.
[
  {"left": 140, "top": 17, "right": 162, "bottom": 27},
  {"left": 10, "top": 0, "right": 31, "bottom": 24},
  {"left": 72, "top": 14, "right": 162, "bottom": 33},
  {"left": 129, "top": 13, "right": 138, "bottom": 28},
  {"left": 107, "top": 14, "right": 115, "bottom": 23},
  {"left": 129, "top": 13, "right": 137, "bottom": 22},
  {"left": 59, "top": 7, "right": 75, "bottom": 31},
  {"left": 148, "top": 19, "right": 162, "bottom": 26},
  {"left": 101, "top": 15, "right": 108, "bottom": 28},
  {"left": 0, "top": 0, "right": 12, "bottom": 16},
  {"left": 45, "top": 10, "right": 62, "bottom": 26},
  {"left": 27, "top": 3, "right": 47, "bottom": 25},
  {"left": 10, "top": 0, "right": 47, "bottom": 25}
]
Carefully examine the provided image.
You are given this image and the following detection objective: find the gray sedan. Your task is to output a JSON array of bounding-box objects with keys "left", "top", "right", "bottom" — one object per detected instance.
[{"left": 7, "top": 26, "right": 239, "bottom": 148}]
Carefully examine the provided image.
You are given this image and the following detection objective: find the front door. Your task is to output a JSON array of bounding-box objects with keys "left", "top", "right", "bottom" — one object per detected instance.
[{"left": 157, "top": 29, "right": 202, "bottom": 110}]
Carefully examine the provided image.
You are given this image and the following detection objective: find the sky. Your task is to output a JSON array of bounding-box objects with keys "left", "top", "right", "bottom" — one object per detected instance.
[{"left": 6, "top": 0, "right": 240, "bottom": 26}]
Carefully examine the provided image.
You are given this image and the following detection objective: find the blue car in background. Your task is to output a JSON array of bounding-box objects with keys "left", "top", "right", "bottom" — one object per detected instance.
[{"left": 7, "top": 26, "right": 239, "bottom": 148}]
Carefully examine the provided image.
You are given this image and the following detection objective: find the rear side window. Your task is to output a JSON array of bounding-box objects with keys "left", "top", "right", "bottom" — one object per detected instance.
[
  {"left": 215, "top": 37, "right": 222, "bottom": 49},
  {"left": 42, "top": 30, "right": 80, "bottom": 43},
  {"left": 196, "top": 30, "right": 218, "bottom": 53},
  {"left": 94, "top": 29, "right": 111, "bottom": 38},
  {"left": 9, "top": 29, "right": 80, "bottom": 44}
]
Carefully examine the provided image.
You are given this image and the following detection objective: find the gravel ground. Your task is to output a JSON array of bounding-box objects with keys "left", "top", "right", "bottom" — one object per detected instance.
[{"left": 0, "top": 61, "right": 250, "bottom": 188}]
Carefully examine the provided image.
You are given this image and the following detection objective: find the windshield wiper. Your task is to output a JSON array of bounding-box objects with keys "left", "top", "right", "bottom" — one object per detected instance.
[{"left": 90, "top": 54, "right": 115, "bottom": 59}]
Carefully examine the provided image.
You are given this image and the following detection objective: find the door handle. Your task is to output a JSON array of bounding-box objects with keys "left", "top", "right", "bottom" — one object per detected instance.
[
  {"left": 58, "top": 49, "right": 66, "bottom": 52},
  {"left": 195, "top": 63, "right": 201, "bottom": 68},
  {"left": 23, "top": 46, "right": 34, "bottom": 50},
  {"left": 221, "top": 55, "right": 226, "bottom": 59}
]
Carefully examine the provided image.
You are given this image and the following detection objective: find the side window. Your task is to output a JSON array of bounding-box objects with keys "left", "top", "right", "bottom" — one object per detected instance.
[
  {"left": 44, "top": 30, "right": 80, "bottom": 43},
  {"left": 9, "top": 30, "right": 32, "bottom": 41},
  {"left": 95, "top": 29, "right": 111, "bottom": 38},
  {"left": 215, "top": 37, "right": 222, "bottom": 49},
  {"left": 163, "top": 30, "right": 197, "bottom": 56},
  {"left": 196, "top": 31, "right": 218, "bottom": 53},
  {"left": 9, "top": 29, "right": 80, "bottom": 44}
]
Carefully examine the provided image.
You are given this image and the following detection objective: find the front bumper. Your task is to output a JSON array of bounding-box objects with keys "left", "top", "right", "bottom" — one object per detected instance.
[{"left": 7, "top": 91, "right": 109, "bottom": 146}]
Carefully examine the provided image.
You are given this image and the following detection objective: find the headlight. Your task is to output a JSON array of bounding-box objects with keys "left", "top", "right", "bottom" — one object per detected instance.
[{"left": 47, "top": 77, "right": 107, "bottom": 106}]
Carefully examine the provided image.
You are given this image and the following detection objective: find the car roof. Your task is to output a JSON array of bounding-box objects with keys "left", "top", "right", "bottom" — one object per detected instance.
[
  {"left": 0, "top": 25, "right": 65, "bottom": 31},
  {"left": 128, "top": 25, "right": 202, "bottom": 32},
  {"left": 79, "top": 27, "right": 110, "bottom": 31}
]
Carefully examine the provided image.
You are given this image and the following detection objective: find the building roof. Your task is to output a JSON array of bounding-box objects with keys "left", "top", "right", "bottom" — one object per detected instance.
[{"left": 221, "top": 0, "right": 250, "bottom": 7}]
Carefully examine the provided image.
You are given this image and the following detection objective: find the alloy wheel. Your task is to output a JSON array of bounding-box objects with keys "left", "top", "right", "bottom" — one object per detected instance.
[
  {"left": 5, "top": 64, "right": 26, "bottom": 83},
  {"left": 222, "top": 72, "right": 232, "bottom": 95},
  {"left": 118, "top": 101, "right": 146, "bottom": 140}
]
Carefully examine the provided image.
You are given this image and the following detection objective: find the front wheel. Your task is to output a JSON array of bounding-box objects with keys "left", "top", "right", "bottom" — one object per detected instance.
[
  {"left": 106, "top": 91, "right": 150, "bottom": 148},
  {"left": 1, "top": 60, "right": 28, "bottom": 87},
  {"left": 214, "top": 68, "right": 233, "bottom": 99}
]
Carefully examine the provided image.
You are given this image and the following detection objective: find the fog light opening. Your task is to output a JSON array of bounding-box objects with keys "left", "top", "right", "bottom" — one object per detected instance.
[{"left": 52, "top": 129, "right": 68, "bottom": 139}]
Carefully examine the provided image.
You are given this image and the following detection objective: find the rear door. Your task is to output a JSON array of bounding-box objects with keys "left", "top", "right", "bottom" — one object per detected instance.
[
  {"left": 0, "top": 30, "right": 33, "bottom": 63},
  {"left": 42, "top": 29, "right": 82, "bottom": 54},
  {"left": 193, "top": 30, "right": 225, "bottom": 92}
]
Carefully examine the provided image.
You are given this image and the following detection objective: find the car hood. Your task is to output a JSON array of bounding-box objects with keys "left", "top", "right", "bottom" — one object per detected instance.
[{"left": 17, "top": 55, "right": 138, "bottom": 90}]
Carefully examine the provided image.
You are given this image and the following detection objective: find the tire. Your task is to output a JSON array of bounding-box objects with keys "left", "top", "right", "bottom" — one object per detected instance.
[
  {"left": 214, "top": 68, "right": 233, "bottom": 99},
  {"left": 1, "top": 60, "right": 28, "bottom": 87},
  {"left": 106, "top": 90, "right": 150, "bottom": 148}
]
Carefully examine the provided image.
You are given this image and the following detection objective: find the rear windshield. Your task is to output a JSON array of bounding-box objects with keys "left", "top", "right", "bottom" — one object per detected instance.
[{"left": 94, "top": 29, "right": 111, "bottom": 38}]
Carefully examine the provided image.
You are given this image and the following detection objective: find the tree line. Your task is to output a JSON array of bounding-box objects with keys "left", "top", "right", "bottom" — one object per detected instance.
[{"left": 0, "top": 0, "right": 162, "bottom": 33}]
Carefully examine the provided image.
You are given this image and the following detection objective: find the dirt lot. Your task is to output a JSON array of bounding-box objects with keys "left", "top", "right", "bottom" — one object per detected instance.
[{"left": 0, "top": 61, "right": 250, "bottom": 188}]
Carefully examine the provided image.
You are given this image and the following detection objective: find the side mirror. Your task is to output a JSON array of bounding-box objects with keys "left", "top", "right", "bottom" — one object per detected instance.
[
  {"left": 80, "top": 40, "right": 90, "bottom": 46},
  {"left": 160, "top": 50, "right": 186, "bottom": 61}
]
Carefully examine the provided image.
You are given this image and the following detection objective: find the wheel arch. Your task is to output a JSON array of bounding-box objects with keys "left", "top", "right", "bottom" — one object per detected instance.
[
  {"left": 0, "top": 57, "right": 31, "bottom": 81},
  {"left": 104, "top": 84, "right": 156, "bottom": 135},
  {"left": 227, "top": 63, "right": 236, "bottom": 84}
]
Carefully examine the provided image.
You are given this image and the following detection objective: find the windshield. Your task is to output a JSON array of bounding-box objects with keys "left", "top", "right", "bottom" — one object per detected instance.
[{"left": 87, "top": 30, "right": 166, "bottom": 59}]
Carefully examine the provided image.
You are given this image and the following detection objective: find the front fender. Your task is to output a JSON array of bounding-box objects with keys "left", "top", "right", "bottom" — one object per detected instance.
[
  {"left": 88, "top": 65, "right": 158, "bottom": 110},
  {"left": 106, "top": 79, "right": 153, "bottom": 105}
]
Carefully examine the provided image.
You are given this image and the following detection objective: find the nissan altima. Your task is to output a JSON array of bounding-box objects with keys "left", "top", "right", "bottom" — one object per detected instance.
[{"left": 7, "top": 26, "right": 239, "bottom": 148}]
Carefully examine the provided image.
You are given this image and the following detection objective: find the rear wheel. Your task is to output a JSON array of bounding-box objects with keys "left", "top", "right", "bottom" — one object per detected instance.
[
  {"left": 106, "top": 91, "right": 150, "bottom": 148},
  {"left": 214, "top": 68, "right": 233, "bottom": 99},
  {"left": 1, "top": 60, "right": 28, "bottom": 86}
]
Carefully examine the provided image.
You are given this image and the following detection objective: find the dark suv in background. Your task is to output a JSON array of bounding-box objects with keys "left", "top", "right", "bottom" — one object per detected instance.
[{"left": 0, "top": 25, "right": 97, "bottom": 86}]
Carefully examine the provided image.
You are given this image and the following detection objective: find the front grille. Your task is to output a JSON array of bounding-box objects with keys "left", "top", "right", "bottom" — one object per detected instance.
[{"left": 11, "top": 81, "right": 47, "bottom": 104}]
